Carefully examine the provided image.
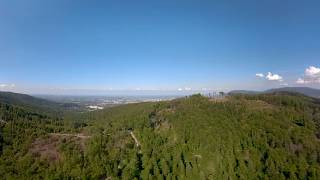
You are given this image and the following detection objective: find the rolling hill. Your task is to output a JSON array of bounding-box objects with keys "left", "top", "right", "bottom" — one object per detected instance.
[
  {"left": 0, "top": 91, "right": 80, "bottom": 115},
  {"left": 229, "top": 87, "right": 320, "bottom": 98}
]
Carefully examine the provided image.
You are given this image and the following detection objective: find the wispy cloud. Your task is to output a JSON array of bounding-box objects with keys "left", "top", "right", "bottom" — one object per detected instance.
[
  {"left": 177, "top": 87, "right": 193, "bottom": 91},
  {"left": 296, "top": 78, "right": 306, "bottom": 84},
  {"left": 0, "top": 84, "right": 15, "bottom": 88},
  {"left": 296, "top": 66, "right": 320, "bottom": 84}
]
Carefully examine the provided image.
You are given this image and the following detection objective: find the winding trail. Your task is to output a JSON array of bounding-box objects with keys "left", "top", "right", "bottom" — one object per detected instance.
[
  {"left": 49, "top": 133, "right": 91, "bottom": 139},
  {"left": 129, "top": 131, "right": 141, "bottom": 147}
]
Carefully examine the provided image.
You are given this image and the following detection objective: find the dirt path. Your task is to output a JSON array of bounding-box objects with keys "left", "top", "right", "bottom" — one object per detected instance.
[
  {"left": 49, "top": 133, "right": 91, "bottom": 139},
  {"left": 129, "top": 131, "right": 140, "bottom": 147}
]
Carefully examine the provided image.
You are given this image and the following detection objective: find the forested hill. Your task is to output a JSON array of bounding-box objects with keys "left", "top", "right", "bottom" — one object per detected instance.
[
  {"left": 229, "top": 87, "right": 320, "bottom": 98},
  {"left": 0, "top": 91, "right": 77, "bottom": 115},
  {"left": 86, "top": 93, "right": 320, "bottom": 179},
  {"left": 265, "top": 87, "right": 320, "bottom": 98},
  {"left": 1, "top": 92, "right": 320, "bottom": 179}
]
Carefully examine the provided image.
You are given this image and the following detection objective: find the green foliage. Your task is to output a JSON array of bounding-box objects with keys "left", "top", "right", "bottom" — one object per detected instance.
[{"left": 1, "top": 93, "right": 320, "bottom": 179}]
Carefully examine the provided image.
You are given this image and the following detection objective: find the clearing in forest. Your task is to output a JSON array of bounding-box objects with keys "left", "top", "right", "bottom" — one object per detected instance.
[{"left": 30, "top": 133, "right": 91, "bottom": 162}]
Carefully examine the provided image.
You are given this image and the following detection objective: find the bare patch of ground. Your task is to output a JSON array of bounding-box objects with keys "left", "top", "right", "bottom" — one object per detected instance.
[
  {"left": 49, "top": 133, "right": 91, "bottom": 151},
  {"left": 30, "top": 133, "right": 91, "bottom": 162},
  {"left": 30, "top": 136, "right": 61, "bottom": 162}
]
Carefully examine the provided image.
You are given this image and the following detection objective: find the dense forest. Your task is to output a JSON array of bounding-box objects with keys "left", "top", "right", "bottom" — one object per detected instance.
[{"left": 1, "top": 92, "right": 320, "bottom": 179}]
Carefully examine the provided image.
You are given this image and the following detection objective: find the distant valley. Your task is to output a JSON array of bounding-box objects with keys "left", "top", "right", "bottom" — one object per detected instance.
[{"left": 36, "top": 94, "right": 181, "bottom": 111}]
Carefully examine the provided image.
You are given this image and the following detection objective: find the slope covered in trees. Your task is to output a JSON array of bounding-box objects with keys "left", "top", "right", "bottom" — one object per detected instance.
[
  {"left": 0, "top": 91, "right": 81, "bottom": 115},
  {"left": 229, "top": 87, "right": 320, "bottom": 98},
  {"left": 1, "top": 92, "right": 320, "bottom": 179}
]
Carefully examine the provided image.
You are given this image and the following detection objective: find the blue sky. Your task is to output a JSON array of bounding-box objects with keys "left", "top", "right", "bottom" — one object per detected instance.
[{"left": 1, "top": 0, "right": 320, "bottom": 95}]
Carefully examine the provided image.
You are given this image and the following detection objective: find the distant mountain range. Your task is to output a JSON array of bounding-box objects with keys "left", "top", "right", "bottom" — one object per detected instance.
[{"left": 229, "top": 87, "right": 320, "bottom": 98}]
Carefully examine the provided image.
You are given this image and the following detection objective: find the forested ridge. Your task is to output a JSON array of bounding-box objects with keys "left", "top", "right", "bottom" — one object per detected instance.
[{"left": 1, "top": 92, "right": 320, "bottom": 179}]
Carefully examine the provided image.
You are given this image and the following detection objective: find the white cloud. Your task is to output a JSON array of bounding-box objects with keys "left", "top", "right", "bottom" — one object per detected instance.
[
  {"left": 296, "top": 66, "right": 320, "bottom": 84},
  {"left": 178, "top": 88, "right": 183, "bottom": 91},
  {"left": 305, "top": 66, "right": 320, "bottom": 77},
  {"left": 256, "top": 72, "right": 283, "bottom": 81},
  {"left": 266, "top": 72, "right": 283, "bottom": 81},
  {"left": 255, "top": 73, "right": 264, "bottom": 78},
  {"left": 280, "top": 83, "right": 289, "bottom": 86}
]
